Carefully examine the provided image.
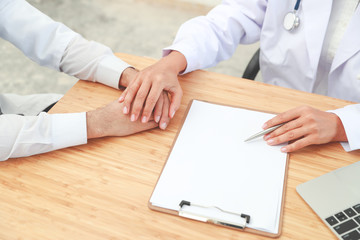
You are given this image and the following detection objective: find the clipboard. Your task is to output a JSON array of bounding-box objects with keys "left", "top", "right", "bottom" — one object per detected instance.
[{"left": 149, "top": 100, "right": 289, "bottom": 238}]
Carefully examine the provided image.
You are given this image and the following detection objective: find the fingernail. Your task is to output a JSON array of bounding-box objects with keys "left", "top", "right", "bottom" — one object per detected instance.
[
  {"left": 155, "top": 115, "right": 160, "bottom": 123},
  {"left": 131, "top": 114, "right": 136, "bottom": 122},
  {"left": 262, "top": 123, "right": 267, "bottom": 129},
  {"left": 118, "top": 96, "right": 124, "bottom": 102},
  {"left": 141, "top": 116, "right": 147, "bottom": 123},
  {"left": 281, "top": 147, "right": 287, "bottom": 153},
  {"left": 267, "top": 139, "right": 274, "bottom": 144},
  {"left": 171, "top": 111, "right": 176, "bottom": 118},
  {"left": 161, "top": 122, "right": 167, "bottom": 130},
  {"left": 123, "top": 106, "right": 128, "bottom": 114},
  {"left": 264, "top": 135, "right": 270, "bottom": 140}
]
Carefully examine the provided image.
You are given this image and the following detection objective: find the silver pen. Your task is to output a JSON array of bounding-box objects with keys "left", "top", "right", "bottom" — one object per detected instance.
[{"left": 244, "top": 123, "right": 286, "bottom": 142}]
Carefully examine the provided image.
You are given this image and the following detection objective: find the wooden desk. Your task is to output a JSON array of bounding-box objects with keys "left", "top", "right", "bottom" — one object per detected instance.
[{"left": 1, "top": 53, "right": 359, "bottom": 240}]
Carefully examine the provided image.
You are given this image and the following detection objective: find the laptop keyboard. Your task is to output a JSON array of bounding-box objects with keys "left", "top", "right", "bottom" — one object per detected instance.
[{"left": 325, "top": 204, "right": 360, "bottom": 240}]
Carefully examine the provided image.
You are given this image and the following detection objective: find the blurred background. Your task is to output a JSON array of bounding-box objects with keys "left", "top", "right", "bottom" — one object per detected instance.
[{"left": 0, "top": 0, "right": 259, "bottom": 95}]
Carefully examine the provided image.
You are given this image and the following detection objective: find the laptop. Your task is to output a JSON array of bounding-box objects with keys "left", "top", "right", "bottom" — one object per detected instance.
[{"left": 297, "top": 161, "right": 360, "bottom": 239}]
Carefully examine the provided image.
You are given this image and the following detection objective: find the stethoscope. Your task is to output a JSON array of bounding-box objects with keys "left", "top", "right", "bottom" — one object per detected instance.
[{"left": 283, "top": 0, "right": 302, "bottom": 31}]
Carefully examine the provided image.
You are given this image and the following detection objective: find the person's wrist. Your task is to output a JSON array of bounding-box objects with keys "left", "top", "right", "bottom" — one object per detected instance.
[
  {"left": 118, "top": 67, "right": 138, "bottom": 88},
  {"left": 86, "top": 110, "right": 105, "bottom": 139},
  {"left": 163, "top": 51, "right": 187, "bottom": 74},
  {"left": 331, "top": 113, "right": 348, "bottom": 142}
]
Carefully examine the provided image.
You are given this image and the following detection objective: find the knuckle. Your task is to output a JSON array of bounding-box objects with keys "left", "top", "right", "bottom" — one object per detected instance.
[
  {"left": 304, "top": 113, "right": 315, "bottom": 123},
  {"left": 313, "top": 126, "right": 320, "bottom": 134},
  {"left": 309, "top": 133, "right": 321, "bottom": 144},
  {"left": 308, "top": 123, "right": 320, "bottom": 134},
  {"left": 287, "top": 131, "right": 295, "bottom": 140},
  {"left": 153, "top": 74, "right": 165, "bottom": 84},
  {"left": 293, "top": 120, "right": 301, "bottom": 129}
]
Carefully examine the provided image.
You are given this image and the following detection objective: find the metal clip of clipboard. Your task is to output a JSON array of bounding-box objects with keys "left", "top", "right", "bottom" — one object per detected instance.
[{"left": 179, "top": 200, "right": 251, "bottom": 230}]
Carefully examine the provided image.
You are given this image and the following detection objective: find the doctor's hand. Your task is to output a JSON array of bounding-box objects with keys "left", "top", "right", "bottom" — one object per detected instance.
[
  {"left": 262, "top": 106, "right": 347, "bottom": 152},
  {"left": 86, "top": 100, "right": 157, "bottom": 139},
  {"left": 119, "top": 67, "right": 171, "bottom": 130},
  {"left": 118, "top": 51, "right": 186, "bottom": 125}
]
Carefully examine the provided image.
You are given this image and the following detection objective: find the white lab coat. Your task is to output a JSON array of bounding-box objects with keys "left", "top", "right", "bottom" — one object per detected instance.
[
  {"left": 164, "top": 0, "right": 360, "bottom": 151},
  {"left": 0, "top": 0, "right": 130, "bottom": 160}
]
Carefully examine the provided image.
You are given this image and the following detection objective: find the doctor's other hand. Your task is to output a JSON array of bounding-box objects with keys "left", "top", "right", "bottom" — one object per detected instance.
[
  {"left": 118, "top": 51, "right": 187, "bottom": 124},
  {"left": 262, "top": 106, "right": 348, "bottom": 152},
  {"left": 86, "top": 100, "right": 157, "bottom": 139}
]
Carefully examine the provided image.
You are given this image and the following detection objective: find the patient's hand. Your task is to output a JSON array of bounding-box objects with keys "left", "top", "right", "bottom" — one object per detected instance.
[{"left": 86, "top": 100, "right": 157, "bottom": 139}]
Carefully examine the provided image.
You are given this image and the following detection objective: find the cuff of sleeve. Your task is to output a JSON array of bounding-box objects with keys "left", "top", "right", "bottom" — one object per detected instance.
[
  {"left": 163, "top": 43, "right": 196, "bottom": 75},
  {"left": 328, "top": 104, "right": 360, "bottom": 151},
  {"left": 51, "top": 112, "right": 87, "bottom": 150},
  {"left": 95, "top": 55, "right": 132, "bottom": 89}
]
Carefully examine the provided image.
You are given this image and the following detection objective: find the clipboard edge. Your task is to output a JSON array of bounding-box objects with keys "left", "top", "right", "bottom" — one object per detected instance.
[{"left": 147, "top": 99, "right": 290, "bottom": 238}]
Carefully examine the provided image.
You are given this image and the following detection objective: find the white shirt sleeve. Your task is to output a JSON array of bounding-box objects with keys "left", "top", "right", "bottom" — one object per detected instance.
[
  {"left": 0, "top": 0, "right": 75, "bottom": 70},
  {"left": 0, "top": 112, "right": 87, "bottom": 161},
  {"left": 59, "top": 35, "right": 131, "bottom": 89},
  {"left": 0, "top": 0, "right": 130, "bottom": 160},
  {"left": 328, "top": 104, "right": 360, "bottom": 151},
  {"left": 163, "top": 0, "right": 266, "bottom": 74},
  {"left": 0, "top": 0, "right": 131, "bottom": 89}
]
